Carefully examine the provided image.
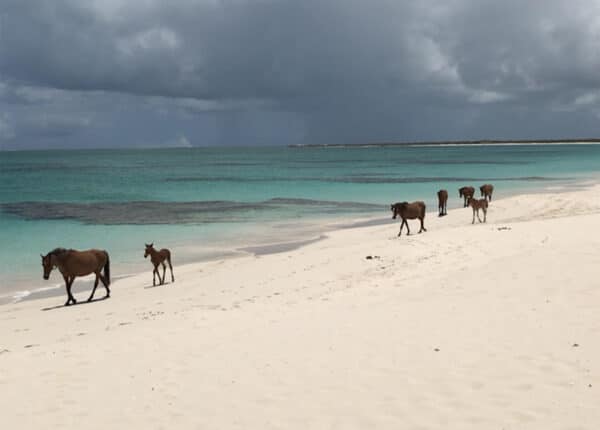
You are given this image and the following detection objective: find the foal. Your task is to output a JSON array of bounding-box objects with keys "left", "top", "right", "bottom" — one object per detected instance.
[
  {"left": 468, "top": 197, "right": 488, "bottom": 224},
  {"left": 144, "top": 243, "right": 175, "bottom": 286}
]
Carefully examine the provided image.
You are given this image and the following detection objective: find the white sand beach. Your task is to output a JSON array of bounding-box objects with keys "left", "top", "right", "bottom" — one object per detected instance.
[{"left": 1, "top": 185, "right": 600, "bottom": 429}]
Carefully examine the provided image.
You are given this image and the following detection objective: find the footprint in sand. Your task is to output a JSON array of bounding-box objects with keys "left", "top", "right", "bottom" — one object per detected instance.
[{"left": 24, "top": 344, "right": 39, "bottom": 348}]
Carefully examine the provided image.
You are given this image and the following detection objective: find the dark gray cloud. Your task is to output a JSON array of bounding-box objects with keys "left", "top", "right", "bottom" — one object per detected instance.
[{"left": 1, "top": 0, "right": 600, "bottom": 149}]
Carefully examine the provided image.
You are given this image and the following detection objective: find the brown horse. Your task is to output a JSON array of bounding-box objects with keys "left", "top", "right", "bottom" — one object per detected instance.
[
  {"left": 468, "top": 197, "right": 488, "bottom": 224},
  {"left": 41, "top": 248, "right": 110, "bottom": 306},
  {"left": 480, "top": 183, "right": 494, "bottom": 201},
  {"left": 144, "top": 243, "right": 174, "bottom": 286},
  {"left": 437, "top": 189, "right": 448, "bottom": 217},
  {"left": 391, "top": 201, "right": 427, "bottom": 236},
  {"left": 459, "top": 186, "right": 475, "bottom": 207}
]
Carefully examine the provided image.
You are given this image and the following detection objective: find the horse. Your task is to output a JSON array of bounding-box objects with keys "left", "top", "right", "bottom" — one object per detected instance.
[
  {"left": 41, "top": 248, "right": 110, "bottom": 306},
  {"left": 480, "top": 183, "right": 494, "bottom": 202},
  {"left": 144, "top": 243, "right": 174, "bottom": 286},
  {"left": 468, "top": 197, "right": 488, "bottom": 224},
  {"left": 459, "top": 186, "right": 475, "bottom": 207},
  {"left": 437, "top": 189, "right": 448, "bottom": 217},
  {"left": 390, "top": 201, "right": 427, "bottom": 236}
]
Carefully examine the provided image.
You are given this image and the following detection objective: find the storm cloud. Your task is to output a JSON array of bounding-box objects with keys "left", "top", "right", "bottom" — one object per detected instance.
[{"left": 1, "top": 0, "right": 600, "bottom": 149}]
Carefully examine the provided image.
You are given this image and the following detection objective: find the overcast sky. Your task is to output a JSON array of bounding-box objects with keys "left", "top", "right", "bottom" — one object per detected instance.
[{"left": 2, "top": 0, "right": 600, "bottom": 149}]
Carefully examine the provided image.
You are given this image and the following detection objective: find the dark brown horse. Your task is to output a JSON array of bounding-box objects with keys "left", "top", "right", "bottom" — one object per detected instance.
[
  {"left": 437, "top": 189, "right": 448, "bottom": 217},
  {"left": 144, "top": 243, "right": 174, "bottom": 286},
  {"left": 391, "top": 201, "right": 427, "bottom": 236},
  {"left": 468, "top": 197, "right": 488, "bottom": 224},
  {"left": 41, "top": 248, "right": 110, "bottom": 306},
  {"left": 459, "top": 186, "right": 475, "bottom": 207},
  {"left": 480, "top": 183, "right": 494, "bottom": 202}
]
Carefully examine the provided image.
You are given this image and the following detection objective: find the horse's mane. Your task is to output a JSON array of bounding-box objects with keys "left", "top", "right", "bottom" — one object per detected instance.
[{"left": 48, "top": 247, "right": 69, "bottom": 256}]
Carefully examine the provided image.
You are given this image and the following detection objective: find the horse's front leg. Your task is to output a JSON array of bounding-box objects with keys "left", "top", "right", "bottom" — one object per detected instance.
[
  {"left": 483, "top": 209, "right": 487, "bottom": 223},
  {"left": 63, "top": 275, "right": 71, "bottom": 306},
  {"left": 65, "top": 276, "right": 77, "bottom": 305},
  {"left": 476, "top": 209, "right": 483, "bottom": 223},
  {"left": 472, "top": 209, "right": 476, "bottom": 224},
  {"left": 398, "top": 219, "right": 404, "bottom": 236},
  {"left": 152, "top": 266, "right": 157, "bottom": 286},
  {"left": 161, "top": 263, "right": 166, "bottom": 285}
]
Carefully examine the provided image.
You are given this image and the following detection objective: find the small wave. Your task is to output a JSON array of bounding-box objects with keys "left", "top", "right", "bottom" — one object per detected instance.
[{"left": 6, "top": 284, "right": 62, "bottom": 304}]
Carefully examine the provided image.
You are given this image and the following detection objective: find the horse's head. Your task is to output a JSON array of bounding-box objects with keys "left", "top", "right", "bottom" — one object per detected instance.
[
  {"left": 144, "top": 243, "right": 154, "bottom": 258},
  {"left": 391, "top": 202, "right": 407, "bottom": 219},
  {"left": 459, "top": 187, "right": 464, "bottom": 197},
  {"left": 40, "top": 253, "right": 54, "bottom": 280}
]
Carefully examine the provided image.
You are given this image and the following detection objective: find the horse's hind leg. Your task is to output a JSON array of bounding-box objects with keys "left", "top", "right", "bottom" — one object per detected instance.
[
  {"left": 419, "top": 217, "right": 427, "bottom": 233},
  {"left": 168, "top": 258, "right": 174, "bottom": 282},
  {"left": 87, "top": 274, "right": 100, "bottom": 302},
  {"left": 483, "top": 208, "right": 487, "bottom": 223},
  {"left": 98, "top": 272, "right": 110, "bottom": 298}
]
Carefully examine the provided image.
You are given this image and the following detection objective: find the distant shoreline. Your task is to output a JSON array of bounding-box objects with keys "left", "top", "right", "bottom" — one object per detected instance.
[{"left": 289, "top": 138, "right": 600, "bottom": 148}]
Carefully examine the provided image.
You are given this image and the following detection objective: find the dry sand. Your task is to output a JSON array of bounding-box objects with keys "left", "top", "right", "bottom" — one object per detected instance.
[{"left": 1, "top": 185, "right": 600, "bottom": 429}]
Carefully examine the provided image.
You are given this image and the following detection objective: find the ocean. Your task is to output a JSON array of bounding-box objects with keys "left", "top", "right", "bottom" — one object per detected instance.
[{"left": 2, "top": 143, "right": 600, "bottom": 301}]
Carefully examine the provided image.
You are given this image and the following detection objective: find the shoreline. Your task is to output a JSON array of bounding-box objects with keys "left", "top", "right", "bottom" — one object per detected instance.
[
  {"left": 1, "top": 214, "right": 391, "bottom": 305},
  {"left": 3, "top": 175, "right": 598, "bottom": 306}
]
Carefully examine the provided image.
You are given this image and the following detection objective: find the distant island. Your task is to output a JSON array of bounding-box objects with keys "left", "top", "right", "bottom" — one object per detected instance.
[{"left": 289, "top": 138, "right": 600, "bottom": 148}]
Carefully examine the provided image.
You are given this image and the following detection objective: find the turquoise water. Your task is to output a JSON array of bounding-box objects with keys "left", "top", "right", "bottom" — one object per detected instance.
[{"left": 2, "top": 144, "right": 600, "bottom": 298}]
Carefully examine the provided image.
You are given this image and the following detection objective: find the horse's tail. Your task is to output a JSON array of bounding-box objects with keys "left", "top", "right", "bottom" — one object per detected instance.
[{"left": 103, "top": 251, "right": 111, "bottom": 285}]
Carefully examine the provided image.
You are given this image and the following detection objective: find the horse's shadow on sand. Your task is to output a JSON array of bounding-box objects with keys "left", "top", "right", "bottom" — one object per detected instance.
[
  {"left": 143, "top": 281, "right": 174, "bottom": 289},
  {"left": 41, "top": 296, "right": 109, "bottom": 312}
]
